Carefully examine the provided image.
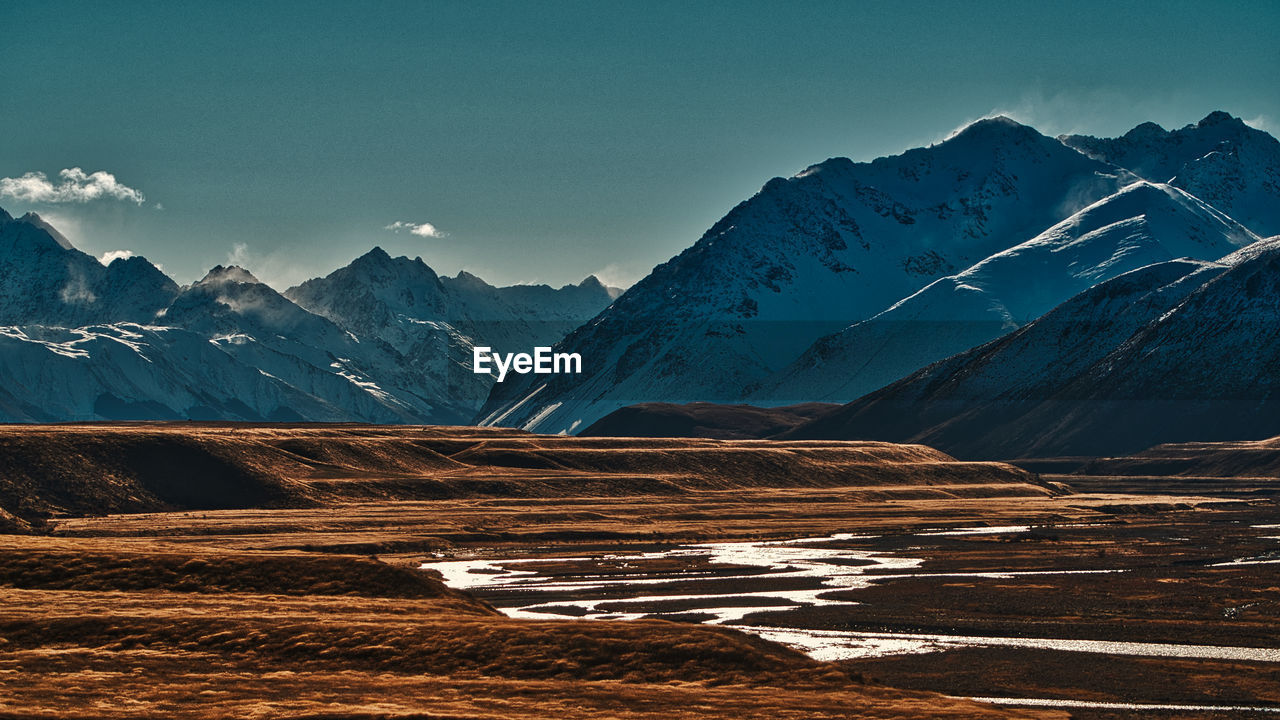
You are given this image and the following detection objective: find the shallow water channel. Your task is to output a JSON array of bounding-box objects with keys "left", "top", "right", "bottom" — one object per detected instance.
[{"left": 422, "top": 527, "right": 1280, "bottom": 666}]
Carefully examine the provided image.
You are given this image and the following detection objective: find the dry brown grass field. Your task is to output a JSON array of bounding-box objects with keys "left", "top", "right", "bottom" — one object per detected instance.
[{"left": 2, "top": 423, "right": 1278, "bottom": 718}]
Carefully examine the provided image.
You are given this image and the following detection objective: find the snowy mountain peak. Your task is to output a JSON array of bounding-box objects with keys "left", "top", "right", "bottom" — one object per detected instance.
[
  {"left": 949, "top": 114, "right": 1029, "bottom": 138},
  {"left": 973, "top": 114, "right": 1020, "bottom": 126},
  {"left": 477, "top": 115, "right": 1137, "bottom": 433},
  {"left": 342, "top": 247, "right": 442, "bottom": 287},
  {"left": 1, "top": 211, "right": 68, "bottom": 255},
  {"left": 347, "top": 245, "right": 429, "bottom": 276},
  {"left": 1061, "top": 111, "right": 1280, "bottom": 237},
  {"left": 104, "top": 253, "right": 178, "bottom": 286},
  {"left": 279, "top": 247, "right": 619, "bottom": 423},
  {"left": 756, "top": 178, "right": 1255, "bottom": 406},
  {"left": 197, "top": 265, "right": 261, "bottom": 286},
  {"left": 1062, "top": 111, "right": 1267, "bottom": 178},
  {"left": 450, "top": 269, "right": 492, "bottom": 288},
  {"left": 170, "top": 263, "right": 347, "bottom": 350},
  {"left": 1197, "top": 110, "right": 1244, "bottom": 129},
  {"left": 576, "top": 275, "right": 611, "bottom": 293},
  {"left": 1061, "top": 180, "right": 1256, "bottom": 248},
  {"left": 932, "top": 115, "right": 1056, "bottom": 155},
  {"left": 0, "top": 209, "right": 178, "bottom": 325},
  {"left": 17, "top": 212, "right": 75, "bottom": 250},
  {"left": 1100, "top": 178, "right": 1174, "bottom": 204},
  {"left": 1121, "top": 121, "right": 1167, "bottom": 142}
]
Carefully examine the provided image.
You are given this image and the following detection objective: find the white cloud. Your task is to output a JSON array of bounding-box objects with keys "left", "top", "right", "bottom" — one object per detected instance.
[
  {"left": 0, "top": 167, "right": 145, "bottom": 205},
  {"left": 227, "top": 242, "right": 251, "bottom": 267},
  {"left": 218, "top": 241, "right": 319, "bottom": 291},
  {"left": 591, "top": 262, "right": 641, "bottom": 290},
  {"left": 99, "top": 249, "right": 136, "bottom": 265},
  {"left": 385, "top": 220, "right": 445, "bottom": 238}
]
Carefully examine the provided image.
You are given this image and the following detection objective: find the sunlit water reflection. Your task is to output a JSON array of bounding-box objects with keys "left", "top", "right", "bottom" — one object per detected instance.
[{"left": 422, "top": 529, "right": 1280, "bottom": 665}]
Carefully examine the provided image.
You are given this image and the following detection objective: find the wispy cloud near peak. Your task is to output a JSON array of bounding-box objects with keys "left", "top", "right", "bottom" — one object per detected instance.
[
  {"left": 385, "top": 220, "right": 445, "bottom": 238},
  {"left": 99, "top": 250, "right": 136, "bottom": 265}
]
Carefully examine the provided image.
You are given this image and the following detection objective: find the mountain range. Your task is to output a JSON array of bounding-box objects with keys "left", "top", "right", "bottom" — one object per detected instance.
[
  {"left": 0, "top": 210, "right": 617, "bottom": 423},
  {"left": 783, "top": 236, "right": 1280, "bottom": 457},
  {"left": 758, "top": 181, "right": 1256, "bottom": 405},
  {"left": 1061, "top": 111, "right": 1280, "bottom": 237},
  {"left": 479, "top": 112, "right": 1280, "bottom": 436},
  {"left": 3, "top": 111, "right": 1277, "bottom": 459},
  {"left": 478, "top": 117, "right": 1138, "bottom": 431},
  {"left": 0, "top": 208, "right": 178, "bottom": 326}
]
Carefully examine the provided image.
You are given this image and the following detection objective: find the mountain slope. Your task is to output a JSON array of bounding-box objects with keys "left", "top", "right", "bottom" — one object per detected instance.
[
  {"left": 0, "top": 210, "right": 410, "bottom": 423},
  {"left": 163, "top": 265, "right": 453, "bottom": 421},
  {"left": 0, "top": 323, "right": 413, "bottom": 422},
  {"left": 1061, "top": 111, "right": 1280, "bottom": 237},
  {"left": 479, "top": 117, "right": 1135, "bottom": 433},
  {"left": 760, "top": 181, "right": 1257, "bottom": 404},
  {"left": 284, "top": 249, "right": 488, "bottom": 411},
  {"left": 579, "top": 401, "right": 838, "bottom": 440},
  {"left": 785, "top": 238, "right": 1280, "bottom": 458},
  {"left": 285, "top": 248, "right": 617, "bottom": 412},
  {"left": 0, "top": 205, "right": 618, "bottom": 425},
  {"left": 0, "top": 223, "right": 521, "bottom": 423},
  {"left": 287, "top": 248, "right": 618, "bottom": 352},
  {"left": 441, "top": 269, "right": 622, "bottom": 341},
  {"left": 0, "top": 209, "right": 177, "bottom": 325}
]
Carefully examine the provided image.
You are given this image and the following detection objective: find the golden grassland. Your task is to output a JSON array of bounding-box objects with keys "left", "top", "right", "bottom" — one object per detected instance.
[
  {"left": 4, "top": 423, "right": 1277, "bottom": 718},
  {"left": 0, "top": 423, "right": 1051, "bottom": 531},
  {"left": 0, "top": 535, "right": 1060, "bottom": 719}
]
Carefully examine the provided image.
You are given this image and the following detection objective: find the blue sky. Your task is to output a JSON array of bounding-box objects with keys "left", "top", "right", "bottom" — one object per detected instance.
[{"left": 2, "top": 0, "right": 1277, "bottom": 289}]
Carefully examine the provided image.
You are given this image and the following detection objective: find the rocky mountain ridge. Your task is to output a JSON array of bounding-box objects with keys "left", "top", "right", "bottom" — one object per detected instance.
[{"left": 0, "top": 217, "right": 613, "bottom": 423}]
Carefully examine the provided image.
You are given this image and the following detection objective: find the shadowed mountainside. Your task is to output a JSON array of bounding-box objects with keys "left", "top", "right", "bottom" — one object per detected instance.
[
  {"left": 579, "top": 402, "right": 839, "bottom": 440},
  {"left": 1078, "top": 435, "right": 1280, "bottom": 478},
  {"left": 780, "top": 239, "right": 1280, "bottom": 459}
]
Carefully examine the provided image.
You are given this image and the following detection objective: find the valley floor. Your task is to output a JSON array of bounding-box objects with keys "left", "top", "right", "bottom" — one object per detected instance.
[{"left": 1, "top": 424, "right": 1277, "bottom": 718}]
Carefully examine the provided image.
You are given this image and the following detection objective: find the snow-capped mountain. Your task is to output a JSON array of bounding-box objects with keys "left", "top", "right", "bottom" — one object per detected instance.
[
  {"left": 164, "top": 264, "right": 463, "bottom": 421},
  {"left": 0, "top": 215, "right": 614, "bottom": 423},
  {"left": 758, "top": 181, "right": 1258, "bottom": 404},
  {"left": 478, "top": 116, "right": 1136, "bottom": 433},
  {"left": 1061, "top": 111, "right": 1280, "bottom": 237},
  {"left": 284, "top": 247, "right": 619, "bottom": 412},
  {"left": 0, "top": 256, "right": 457, "bottom": 424},
  {"left": 4, "top": 111, "right": 1275, "bottom": 435},
  {"left": 440, "top": 268, "right": 623, "bottom": 342},
  {"left": 286, "top": 248, "right": 620, "bottom": 353},
  {"left": 283, "top": 250, "right": 487, "bottom": 412},
  {"left": 0, "top": 211, "right": 381, "bottom": 422},
  {"left": 784, "top": 235, "right": 1280, "bottom": 458},
  {"left": 0, "top": 209, "right": 178, "bottom": 325},
  {"left": 0, "top": 323, "right": 420, "bottom": 422}
]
